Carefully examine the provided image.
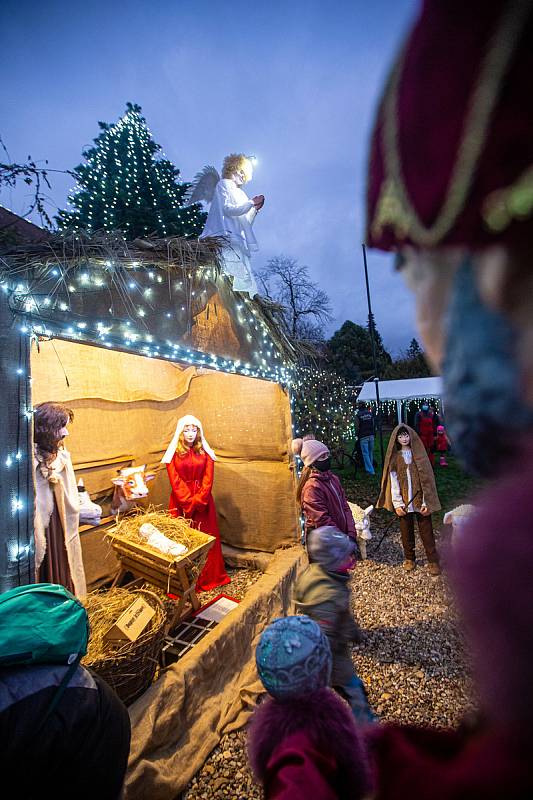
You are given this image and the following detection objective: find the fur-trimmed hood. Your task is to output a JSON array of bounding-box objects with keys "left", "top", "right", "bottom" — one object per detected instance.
[{"left": 247, "top": 687, "right": 371, "bottom": 799}]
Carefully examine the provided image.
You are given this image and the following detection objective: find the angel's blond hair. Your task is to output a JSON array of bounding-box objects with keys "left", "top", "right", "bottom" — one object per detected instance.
[{"left": 222, "top": 154, "right": 253, "bottom": 183}]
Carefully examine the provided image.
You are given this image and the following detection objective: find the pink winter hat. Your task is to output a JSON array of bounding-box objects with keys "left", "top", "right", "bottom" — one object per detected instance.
[{"left": 292, "top": 438, "right": 330, "bottom": 467}]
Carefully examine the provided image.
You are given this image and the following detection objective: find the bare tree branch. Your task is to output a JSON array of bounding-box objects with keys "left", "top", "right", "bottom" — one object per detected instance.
[
  {"left": 0, "top": 135, "right": 75, "bottom": 229},
  {"left": 256, "top": 255, "right": 333, "bottom": 343}
]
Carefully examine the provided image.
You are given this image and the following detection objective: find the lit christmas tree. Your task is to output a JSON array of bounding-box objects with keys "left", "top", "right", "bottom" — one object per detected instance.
[
  {"left": 57, "top": 103, "right": 206, "bottom": 239},
  {"left": 292, "top": 366, "right": 357, "bottom": 445}
]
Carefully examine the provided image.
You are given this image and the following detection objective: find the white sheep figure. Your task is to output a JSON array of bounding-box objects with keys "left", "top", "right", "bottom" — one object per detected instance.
[
  {"left": 443, "top": 503, "right": 478, "bottom": 546},
  {"left": 77, "top": 478, "right": 102, "bottom": 525},
  {"left": 348, "top": 502, "right": 374, "bottom": 560}
]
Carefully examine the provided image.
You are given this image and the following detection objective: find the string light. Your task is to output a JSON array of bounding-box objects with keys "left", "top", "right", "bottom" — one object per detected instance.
[
  {"left": 364, "top": 396, "right": 442, "bottom": 424},
  {"left": 0, "top": 230, "right": 303, "bottom": 586},
  {"left": 291, "top": 366, "right": 357, "bottom": 445},
  {"left": 0, "top": 289, "right": 33, "bottom": 587},
  {"left": 8, "top": 288, "right": 293, "bottom": 385},
  {"left": 57, "top": 105, "right": 206, "bottom": 239}
]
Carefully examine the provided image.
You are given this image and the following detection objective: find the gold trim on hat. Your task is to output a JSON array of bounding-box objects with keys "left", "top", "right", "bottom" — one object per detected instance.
[
  {"left": 371, "top": 0, "right": 532, "bottom": 247},
  {"left": 483, "top": 165, "right": 533, "bottom": 232}
]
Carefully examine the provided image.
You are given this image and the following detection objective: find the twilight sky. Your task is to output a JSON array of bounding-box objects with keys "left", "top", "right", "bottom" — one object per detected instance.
[{"left": 1, "top": 0, "right": 420, "bottom": 354}]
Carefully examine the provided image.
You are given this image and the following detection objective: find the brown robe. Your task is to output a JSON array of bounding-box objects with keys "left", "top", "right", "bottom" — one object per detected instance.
[
  {"left": 34, "top": 448, "right": 86, "bottom": 599},
  {"left": 36, "top": 499, "right": 76, "bottom": 594},
  {"left": 377, "top": 424, "right": 441, "bottom": 514}
]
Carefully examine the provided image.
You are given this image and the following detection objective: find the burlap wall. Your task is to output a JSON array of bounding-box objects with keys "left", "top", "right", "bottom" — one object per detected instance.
[
  {"left": 31, "top": 339, "right": 299, "bottom": 552},
  {"left": 126, "top": 546, "right": 307, "bottom": 799}
]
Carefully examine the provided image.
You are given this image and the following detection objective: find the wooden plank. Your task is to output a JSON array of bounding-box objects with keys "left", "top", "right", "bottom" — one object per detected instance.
[
  {"left": 108, "top": 533, "right": 214, "bottom": 572},
  {"left": 116, "top": 558, "right": 184, "bottom": 596},
  {"left": 79, "top": 515, "right": 116, "bottom": 534},
  {"left": 108, "top": 530, "right": 213, "bottom": 623},
  {"left": 0, "top": 295, "right": 33, "bottom": 591},
  {"left": 114, "top": 546, "right": 207, "bottom": 580}
]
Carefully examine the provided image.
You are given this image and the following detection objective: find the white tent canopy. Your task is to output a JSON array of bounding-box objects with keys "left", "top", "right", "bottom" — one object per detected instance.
[
  {"left": 357, "top": 377, "right": 442, "bottom": 403},
  {"left": 357, "top": 377, "right": 443, "bottom": 423}
]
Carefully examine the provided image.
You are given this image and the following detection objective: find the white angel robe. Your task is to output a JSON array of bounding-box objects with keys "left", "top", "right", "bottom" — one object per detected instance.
[{"left": 200, "top": 178, "right": 259, "bottom": 296}]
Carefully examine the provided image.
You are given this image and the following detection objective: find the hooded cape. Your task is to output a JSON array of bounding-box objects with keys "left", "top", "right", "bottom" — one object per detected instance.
[
  {"left": 161, "top": 414, "right": 216, "bottom": 463},
  {"left": 377, "top": 424, "right": 441, "bottom": 514}
]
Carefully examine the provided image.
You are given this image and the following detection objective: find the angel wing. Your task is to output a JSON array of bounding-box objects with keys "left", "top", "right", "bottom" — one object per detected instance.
[{"left": 185, "top": 165, "right": 220, "bottom": 205}]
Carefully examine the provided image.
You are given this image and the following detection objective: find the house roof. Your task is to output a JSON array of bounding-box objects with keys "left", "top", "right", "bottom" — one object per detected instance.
[
  {"left": 357, "top": 376, "right": 443, "bottom": 402},
  {"left": 0, "top": 206, "right": 51, "bottom": 244}
]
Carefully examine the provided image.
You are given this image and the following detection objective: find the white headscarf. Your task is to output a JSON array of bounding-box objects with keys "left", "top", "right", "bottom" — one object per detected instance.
[{"left": 161, "top": 414, "right": 217, "bottom": 463}]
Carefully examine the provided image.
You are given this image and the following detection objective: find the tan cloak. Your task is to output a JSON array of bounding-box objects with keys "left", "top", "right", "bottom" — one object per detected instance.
[{"left": 377, "top": 424, "right": 441, "bottom": 514}]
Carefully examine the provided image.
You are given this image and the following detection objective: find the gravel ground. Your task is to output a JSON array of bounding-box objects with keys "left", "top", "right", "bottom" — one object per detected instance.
[
  {"left": 183, "top": 515, "right": 475, "bottom": 800},
  {"left": 198, "top": 567, "right": 263, "bottom": 606},
  {"left": 351, "top": 518, "right": 474, "bottom": 727}
]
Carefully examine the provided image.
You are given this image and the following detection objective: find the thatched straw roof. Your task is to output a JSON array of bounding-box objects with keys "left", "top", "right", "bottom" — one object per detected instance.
[
  {"left": 0, "top": 230, "right": 298, "bottom": 375},
  {"left": 0, "top": 229, "right": 225, "bottom": 272}
]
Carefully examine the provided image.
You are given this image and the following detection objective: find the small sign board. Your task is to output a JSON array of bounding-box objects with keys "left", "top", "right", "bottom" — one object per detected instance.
[
  {"left": 161, "top": 594, "right": 239, "bottom": 666},
  {"left": 196, "top": 595, "right": 239, "bottom": 623},
  {"left": 104, "top": 596, "right": 155, "bottom": 643}
]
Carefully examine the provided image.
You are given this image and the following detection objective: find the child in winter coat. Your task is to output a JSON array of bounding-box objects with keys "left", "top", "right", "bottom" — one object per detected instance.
[
  {"left": 292, "top": 438, "right": 356, "bottom": 542},
  {"left": 434, "top": 424, "right": 450, "bottom": 467},
  {"left": 294, "top": 526, "right": 375, "bottom": 723},
  {"left": 247, "top": 616, "right": 371, "bottom": 800}
]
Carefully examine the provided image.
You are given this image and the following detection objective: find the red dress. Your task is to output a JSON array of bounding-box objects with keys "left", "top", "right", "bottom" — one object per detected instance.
[{"left": 166, "top": 449, "right": 230, "bottom": 592}]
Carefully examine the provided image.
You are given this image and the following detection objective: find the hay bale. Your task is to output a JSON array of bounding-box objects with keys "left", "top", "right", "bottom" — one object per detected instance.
[{"left": 82, "top": 586, "right": 166, "bottom": 705}]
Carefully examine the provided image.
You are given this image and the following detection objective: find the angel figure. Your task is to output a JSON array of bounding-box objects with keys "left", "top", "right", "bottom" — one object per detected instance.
[{"left": 188, "top": 154, "right": 264, "bottom": 297}]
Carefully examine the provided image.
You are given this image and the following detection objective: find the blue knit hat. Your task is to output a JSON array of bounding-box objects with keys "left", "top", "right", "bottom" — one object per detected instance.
[{"left": 256, "top": 615, "right": 332, "bottom": 700}]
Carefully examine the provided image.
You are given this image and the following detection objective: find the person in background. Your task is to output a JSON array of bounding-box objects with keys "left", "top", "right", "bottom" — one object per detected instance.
[
  {"left": 292, "top": 437, "right": 356, "bottom": 543},
  {"left": 356, "top": 402, "right": 376, "bottom": 474},
  {"left": 434, "top": 424, "right": 450, "bottom": 467},
  {"left": 363, "top": 0, "right": 533, "bottom": 794},
  {"left": 414, "top": 403, "right": 437, "bottom": 465},
  {"left": 294, "top": 526, "right": 375, "bottom": 722},
  {"left": 247, "top": 616, "right": 371, "bottom": 800}
]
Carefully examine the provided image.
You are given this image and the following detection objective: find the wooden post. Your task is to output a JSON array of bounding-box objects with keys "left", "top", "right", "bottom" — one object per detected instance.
[{"left": 0, "top": 291, "right": 34, "bottom": 591}]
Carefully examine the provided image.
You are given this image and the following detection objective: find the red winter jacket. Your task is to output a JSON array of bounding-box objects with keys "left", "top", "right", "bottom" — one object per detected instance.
[
  {"left": 300, "top": 471, "right": 356, "bottom": 540},
  {"left": 247, "top": 688, "right": 371, "bottom": 800}
]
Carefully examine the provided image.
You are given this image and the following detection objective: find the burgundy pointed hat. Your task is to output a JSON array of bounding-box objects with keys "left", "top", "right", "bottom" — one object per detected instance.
[{"left": 366, "top": 0, "right": 533, "bottom": 252}]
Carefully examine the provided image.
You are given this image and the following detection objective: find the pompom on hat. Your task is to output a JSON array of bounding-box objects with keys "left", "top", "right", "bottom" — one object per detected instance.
[
  {"left": 292, "top": 437, "right": 330, "bottom": 467},
  {"left": 366, "top": 0, "right": 533, "bottom": 252},
  {"left": 256, "top": 616, "right": 332, "bottom": 701}
]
